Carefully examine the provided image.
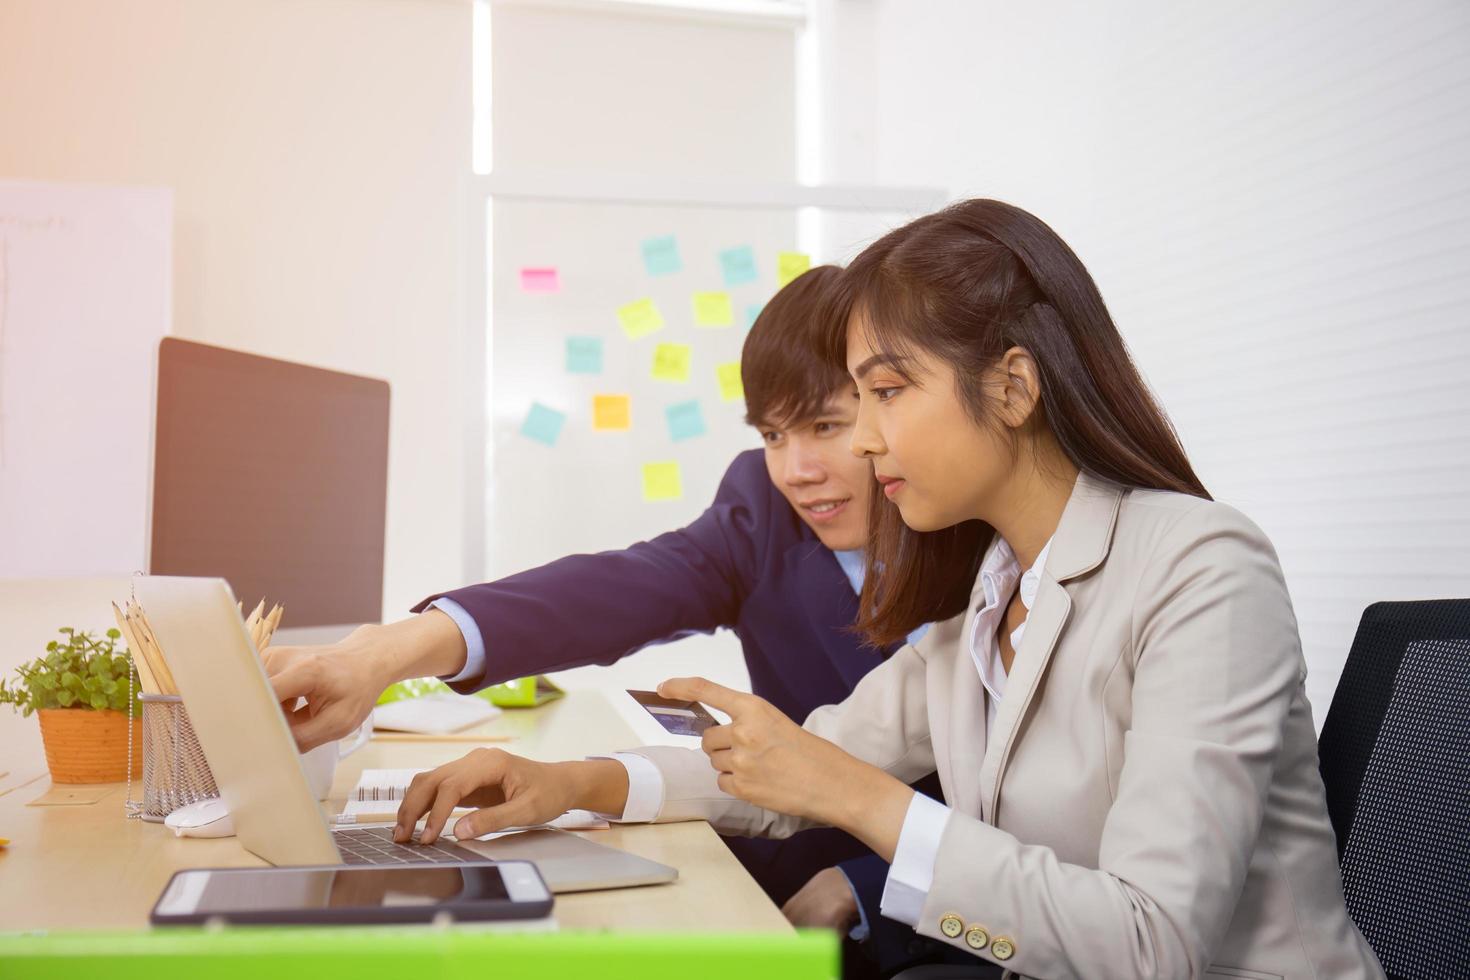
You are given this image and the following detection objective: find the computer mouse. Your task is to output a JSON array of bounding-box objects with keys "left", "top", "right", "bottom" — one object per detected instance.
[{"left": 164, "top": 797, "right": 235, "bottom": 838}]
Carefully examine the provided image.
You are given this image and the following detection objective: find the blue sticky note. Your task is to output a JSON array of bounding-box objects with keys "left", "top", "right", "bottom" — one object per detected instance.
[
  {"left": 565, "top": 336, "right": 603, "bottom": 374},
  {"left": 719, "top": 245, "right": 758, "bottom": 287},
  {"left": 665, "top": 399, "right": 707, "bottom": 442},
  {"left": 519, "top": 402, "right": 566, "bottom": 447},
  {"left": 744, "top": 303, "right": 764, "bottom": 330},
  {"left": 642, "top": 235, "right": 682, "bottom": 277}
]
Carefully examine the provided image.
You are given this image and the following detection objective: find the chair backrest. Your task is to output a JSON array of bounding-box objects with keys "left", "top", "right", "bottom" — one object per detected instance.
[{"left": 1318, "top": 599, "right": 1470, "bottom": 980}]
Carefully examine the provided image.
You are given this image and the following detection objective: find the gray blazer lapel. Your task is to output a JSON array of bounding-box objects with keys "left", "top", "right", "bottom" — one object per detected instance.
[{"left": 977, "top": 473, "right": 1124, "bottom": 818}]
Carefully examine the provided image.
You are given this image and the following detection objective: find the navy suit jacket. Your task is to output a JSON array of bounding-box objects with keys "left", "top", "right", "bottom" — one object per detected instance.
[{"left": 412, "top": 449, "right": 938, "bottom": 956}]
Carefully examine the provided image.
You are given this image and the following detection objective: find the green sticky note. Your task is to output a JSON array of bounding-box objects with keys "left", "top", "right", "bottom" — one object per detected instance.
[
  {"left": 618, "top": 298, "right": 665, "bottom": 339},
  {"left": 519, "top": 402, "right": 566, "bottom": 446},
  {"left": 716, "top": 362, "right": 744, "bottom": 402},
  {"left": 692, "top": 291, "right": 734, "bottom": 328},
  {"left": 744, "top": 303, "right": 764, "bottom": 330},
  {"left": 642, "top": 235, "right": 682, "bottom": 277},
  {"left": 651, "top": 343, "right": 692, "bottom": 383},
  {"left": 777, "top": 251, "right": 811, "bottom": 288},
  {"left": 719, "top": 245, "right": 758, "bottom": 287},
  {"left": 566, "top": 336, "right": 604, "bottom": 374},
  {"left": 665, "top": 399, "right": 707, "bottom": 441},
  {"left": 642, "top": 461, "right": 684, "bottom": 502}
]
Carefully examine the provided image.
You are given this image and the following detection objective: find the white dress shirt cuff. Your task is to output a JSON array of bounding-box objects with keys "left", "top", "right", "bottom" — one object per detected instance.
[
  {"left": 428, "top": 597, "right": 486, "bottom": 685},
  {"left": 589, "top": 752, "right": 665, "bottom": 823},
  {"left": 879, "top": 792, "right": 952, "bottom": 928}
]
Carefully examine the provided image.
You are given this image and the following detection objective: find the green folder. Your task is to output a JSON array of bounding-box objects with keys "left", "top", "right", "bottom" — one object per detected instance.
[
  {"left": 0, "top": 929, "right": 838, "bottom": 979},
  {"left": 376, "top": 674, "right": 564, "bottom": 710}
]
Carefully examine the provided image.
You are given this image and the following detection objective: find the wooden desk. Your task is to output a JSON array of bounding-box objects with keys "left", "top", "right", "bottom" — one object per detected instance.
[{"left": 0, "top": 689, "right": 791, "bottom": 933}]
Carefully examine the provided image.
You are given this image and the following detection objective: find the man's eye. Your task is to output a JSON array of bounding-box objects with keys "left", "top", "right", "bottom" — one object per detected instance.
[{"left": 761, "top": 431, "right": 782, "bottom": 444}]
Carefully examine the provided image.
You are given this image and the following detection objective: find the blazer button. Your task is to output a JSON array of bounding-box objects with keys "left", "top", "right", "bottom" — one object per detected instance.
[
  {"left": 964, "top": 926, "right": 990, "bottom": 950},
  {"left": 939, "top": 914, "right": 964, "bottom": 938},
  {"left": 990, "top": 937, "right": 1015, "bottom": 961}
]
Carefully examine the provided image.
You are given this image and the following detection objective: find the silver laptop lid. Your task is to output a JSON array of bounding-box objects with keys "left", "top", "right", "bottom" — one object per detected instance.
[{"left": 136, "top": 575, "right": 341, "bottom": 867}]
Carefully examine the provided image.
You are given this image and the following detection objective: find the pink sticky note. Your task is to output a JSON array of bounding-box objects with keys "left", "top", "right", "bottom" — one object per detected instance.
[{"left": 520, "top": 267, "right": 561, "bottom": 293}]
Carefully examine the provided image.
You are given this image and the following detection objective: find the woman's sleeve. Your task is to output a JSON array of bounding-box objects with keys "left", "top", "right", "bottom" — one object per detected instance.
[{"left": 907, "top": 503, "right": 1304, "bottom": 979}]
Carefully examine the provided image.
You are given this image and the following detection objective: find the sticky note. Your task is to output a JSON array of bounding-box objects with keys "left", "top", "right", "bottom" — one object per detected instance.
[
  {"left": 565, "top": 336, "right": 603, "bottom": 374},
  {"left": 719, "top": 245, "right": 758, "bottom": 287},
  {"left": 651, "top": 343, "right": 692, "bottom": 383},
  {"left": 593, "top": 394, "right": 631, "bottom": 431},
  {"left": 519, "top": 267, "right": 560, "bottom": 292},
  {"left": 692, "top": 291, "right": 734, "bottom": 328},
  {"left": 642, "top": 235, "right": 682, "bottom": 277},
  {"left": 777, "top": 251, "right": 811, "bottom": 288},
  {"left": 618, "top": 298, "right": 665, "bottom": 339},
  {"left": 716, "top": 362, "right": 744, "bottom": 402},
  {"left": 743, "top": 303, "right": 763, "bottom": 330},
  {"left": 665, "top": 399, "right": 707, "bottom": 441},
  {"left": 642, "top": 461, "right": 684, "bottom": 502},
  {"left": 519, "top": 402, "right": 566, "bottom": 446}
]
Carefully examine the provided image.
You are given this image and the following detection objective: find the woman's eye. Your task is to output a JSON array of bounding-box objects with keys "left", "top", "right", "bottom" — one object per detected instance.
[
  {"left": 872, "top": 386, "right": 902, "bottom": 402},
  {"left": 761, "top": 431, "right": 782, "bottom": 445}
]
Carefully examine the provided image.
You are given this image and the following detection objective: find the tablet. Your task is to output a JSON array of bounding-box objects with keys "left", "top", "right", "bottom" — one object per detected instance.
[{"left": 150, "top": 861, "right": 553, "bottom": 926}]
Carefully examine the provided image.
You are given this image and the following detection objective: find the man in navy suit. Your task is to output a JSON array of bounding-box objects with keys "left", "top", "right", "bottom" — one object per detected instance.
[{"left": 267, "top": 266, "right": 949, "bottom": 977}]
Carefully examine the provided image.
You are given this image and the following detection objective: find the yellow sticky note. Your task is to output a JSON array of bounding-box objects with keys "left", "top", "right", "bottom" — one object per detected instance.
[
  {"left": 651, "top": 343, "right": 692, "bottom": 383},
  {"left": 716, "top": 362, "right": 744, "bottom": 402},
  {"left": 776, "top": 251, "right": 811, "bottom": 288},
  {"left": 618, "top": 298, "right": 665, "bottom": 339},
  {"left": 592, "top": 394, "right": 631, "bottom": 431},
  {"left": 642, "top": 461, "right": 683, "bottom": 502},
  {"left": 692, "top": 291, "right": 734, "bottom": 328}
]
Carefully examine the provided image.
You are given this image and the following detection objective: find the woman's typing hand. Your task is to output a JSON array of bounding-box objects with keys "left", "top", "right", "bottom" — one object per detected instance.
[{"left": 393, "top": 749, "right": 629, "bottom": 845}]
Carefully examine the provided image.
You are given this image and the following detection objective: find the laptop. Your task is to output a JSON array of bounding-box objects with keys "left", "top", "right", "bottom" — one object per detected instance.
[{"left": 136, "top": 576, "right": 678, "bottom": 893}]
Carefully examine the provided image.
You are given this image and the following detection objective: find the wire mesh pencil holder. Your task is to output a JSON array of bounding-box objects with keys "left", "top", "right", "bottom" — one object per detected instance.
[{"left": 134, "top": 694, "right": 220, "bottom": 823}]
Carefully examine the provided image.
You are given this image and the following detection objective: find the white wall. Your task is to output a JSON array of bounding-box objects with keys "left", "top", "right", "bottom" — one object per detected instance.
[
  {"left": 0, "top": 0, "right": 474, "bottom": 620},
  {"left": 826, "top": 0, "right": 1470, "bottom": 722}
]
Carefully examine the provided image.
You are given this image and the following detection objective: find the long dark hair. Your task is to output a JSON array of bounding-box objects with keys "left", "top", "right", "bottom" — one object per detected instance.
[{"left": 833, "top": 199, "right": 1210, "bottom": 647}]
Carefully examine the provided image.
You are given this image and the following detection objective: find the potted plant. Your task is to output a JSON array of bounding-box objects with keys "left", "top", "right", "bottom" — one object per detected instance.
[{"left": 0, "top": 627, "right": 142, "bottom": 783}]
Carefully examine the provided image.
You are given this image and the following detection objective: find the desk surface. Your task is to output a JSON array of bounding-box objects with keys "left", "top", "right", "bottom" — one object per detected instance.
[{"left": 0, "top": 689, "right": 791, "bottom": 933}]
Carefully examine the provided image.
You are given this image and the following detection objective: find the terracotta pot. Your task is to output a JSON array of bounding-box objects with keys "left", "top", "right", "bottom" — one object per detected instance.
[{"left": 37, "top": 708, "right": 143, "bottom": 784}]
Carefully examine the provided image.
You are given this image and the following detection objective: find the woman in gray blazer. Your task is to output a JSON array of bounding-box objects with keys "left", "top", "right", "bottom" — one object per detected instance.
[{"left": 397, "top": 200, "right": 1385, "bottom": 980}]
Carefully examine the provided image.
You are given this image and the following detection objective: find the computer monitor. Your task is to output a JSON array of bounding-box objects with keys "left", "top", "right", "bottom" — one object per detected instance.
[{"left": 149, "top": 338, "right": 390, "bottom": 630}]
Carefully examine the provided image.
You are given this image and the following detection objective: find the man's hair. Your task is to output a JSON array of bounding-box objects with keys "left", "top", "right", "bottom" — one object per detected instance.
[{"left": 741, "top": 265, "right": 850, "bottom": 429}]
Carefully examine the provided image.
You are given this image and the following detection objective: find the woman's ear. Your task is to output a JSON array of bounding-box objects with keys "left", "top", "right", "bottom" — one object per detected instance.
[{"left": 995, "top": 346, "right": 1042, "bottom": 429}]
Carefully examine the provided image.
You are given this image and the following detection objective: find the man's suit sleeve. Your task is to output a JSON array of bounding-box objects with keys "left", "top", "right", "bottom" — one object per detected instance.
[{"left": 411, "top": 451, "right": 776, "bottom": 694}]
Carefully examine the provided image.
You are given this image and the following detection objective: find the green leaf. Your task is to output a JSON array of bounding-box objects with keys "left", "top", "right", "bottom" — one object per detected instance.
[
  {"left": 56, "top": 690, "right": 75, "bottom": 707},
  {"left": 89, "top": 692, "right": 107, "bottom": 710}
]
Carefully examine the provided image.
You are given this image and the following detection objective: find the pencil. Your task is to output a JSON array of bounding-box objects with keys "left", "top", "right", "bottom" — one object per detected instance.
[
  {"left": 127, "top": 603, "right": 178, "bottom": 696},
  {"left": 112, "top": 601, "right": 158, "bottom": 694},
  {"left": 264, "top": 604, "right": 284, "bottom": 646}
]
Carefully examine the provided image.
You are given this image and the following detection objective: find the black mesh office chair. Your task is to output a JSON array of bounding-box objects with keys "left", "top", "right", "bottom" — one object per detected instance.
[{"left": 1317, "top": 599, "right": 1470, "bottom": 980}]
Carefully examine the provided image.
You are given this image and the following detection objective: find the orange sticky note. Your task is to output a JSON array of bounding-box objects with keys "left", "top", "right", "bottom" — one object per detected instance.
[
  {"left": 593, "top": 394, "right": 631, "bottom": 431},
  {"left": 641, "top": 461, "right": 683, "bottom": 502}
]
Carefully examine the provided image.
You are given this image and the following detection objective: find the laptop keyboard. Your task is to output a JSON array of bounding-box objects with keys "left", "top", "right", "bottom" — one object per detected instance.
[{"left": 334, "top": 826, "right": 484, "bottom": 865}]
